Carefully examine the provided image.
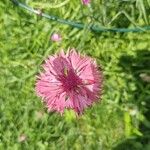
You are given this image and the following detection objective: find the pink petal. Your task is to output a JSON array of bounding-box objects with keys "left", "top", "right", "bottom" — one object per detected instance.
[{"left": 51, "top": 33, "right": 62, "bottom": 42}]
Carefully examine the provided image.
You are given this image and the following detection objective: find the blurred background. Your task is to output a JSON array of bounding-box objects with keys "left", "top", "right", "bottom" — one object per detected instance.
[{"left": 0, "top": 0, "right": 150, "bottom": 149}]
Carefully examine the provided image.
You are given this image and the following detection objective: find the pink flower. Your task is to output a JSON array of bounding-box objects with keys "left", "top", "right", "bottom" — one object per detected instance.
[
  {"left": 82, "top": 0, "right": 91, "bottom": 5},
  {"left": 51, "top": 33, "right": 62, "bottom": 42},
  {"left": 35, "top": 49, "right": 103, "bottom": 115}
]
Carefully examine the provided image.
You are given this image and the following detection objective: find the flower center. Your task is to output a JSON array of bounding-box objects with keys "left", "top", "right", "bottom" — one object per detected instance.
[{"left": 60, "top": 68, "right": 81, "bottom": 91}]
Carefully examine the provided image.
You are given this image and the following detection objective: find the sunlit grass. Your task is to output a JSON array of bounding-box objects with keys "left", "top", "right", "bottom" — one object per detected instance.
[{"left": 0, "top": 0, "right": 150, "bottom": 149}]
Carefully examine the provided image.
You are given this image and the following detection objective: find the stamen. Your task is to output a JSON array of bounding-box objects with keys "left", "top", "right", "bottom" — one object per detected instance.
[
  {"left": 82, "top": 79, "right": 95, "bottom": 85},
  {"left": 64, "top": 67, "right": 68, "bottom": 76},
  {"left": 65, "top": 95, "right": 69, "bottom": 101}
]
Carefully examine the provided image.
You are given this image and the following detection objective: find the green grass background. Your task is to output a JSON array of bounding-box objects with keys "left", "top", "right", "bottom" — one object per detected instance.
[{"left": 0, "top": 0, "right": 150, "bottom": 149}]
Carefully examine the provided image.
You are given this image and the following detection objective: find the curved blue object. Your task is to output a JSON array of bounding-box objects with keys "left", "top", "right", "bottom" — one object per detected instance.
[{"left": 11, "top": 0, "right": 150, "bottom": 33}]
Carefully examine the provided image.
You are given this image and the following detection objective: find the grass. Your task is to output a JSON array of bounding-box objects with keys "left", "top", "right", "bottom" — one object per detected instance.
[{"left": 0, "top": 0, "right": 150, "bottom": 149}]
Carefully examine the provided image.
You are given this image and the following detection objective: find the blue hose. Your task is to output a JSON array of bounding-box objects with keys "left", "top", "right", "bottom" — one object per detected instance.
[{"left": 11, "top": 0, "right": 150, "bottom": 33}]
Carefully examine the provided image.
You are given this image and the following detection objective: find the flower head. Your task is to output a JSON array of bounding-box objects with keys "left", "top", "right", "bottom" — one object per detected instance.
[
  {"left": 82, "top": 0, "right": 91, "bottom": 5},
  {"left": 51, "top": 33, "right": 62, "bottom": 42},
  {"left": 35, "top": 49, "right": 103, "bottom": 115}
]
